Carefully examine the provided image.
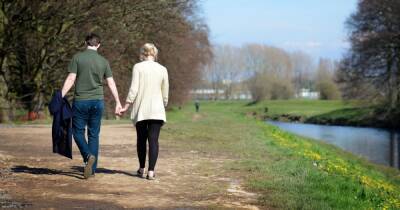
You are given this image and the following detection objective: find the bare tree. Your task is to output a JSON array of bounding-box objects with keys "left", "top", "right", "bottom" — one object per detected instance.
[
  {"left": 242, "top": 44, "right": 294, "bottom": 101},
  {"left": 316, "top": 58, "right": 341, "bottom": 100},
  {"left": 202, "top": 44, "right": 319, "bottom": 102},
  {"left": 290, "top": 51, "right": 314, "bottom": 93},
  {"left": 204, "top": 45, "right": 245, "bottom": 99}
]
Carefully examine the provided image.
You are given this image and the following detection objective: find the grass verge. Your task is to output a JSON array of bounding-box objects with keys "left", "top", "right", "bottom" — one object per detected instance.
[
  {"left": 164, "top": 101, "right": 400, "bottom": 209},
  {"left": 242, "top": 99, "right": 393, "bottom": 128}
]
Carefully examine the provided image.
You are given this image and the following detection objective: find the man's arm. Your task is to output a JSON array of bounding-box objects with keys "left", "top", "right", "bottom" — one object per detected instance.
[
  {"left": 106, "top": 77, "right": 122, "bottom": 115},
  {"left": 61, "top": 73, "right": 77, "bottom": 97}
]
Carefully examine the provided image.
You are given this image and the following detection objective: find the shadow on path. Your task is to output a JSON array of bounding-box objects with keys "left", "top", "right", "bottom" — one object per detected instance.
[
  {"left": 11, "top": 165, "right": 84, "bottom": 179},
  {"left": 71, "top": 166, "right": 137, "bottom": 178},
  {"left": 11, "top": 165, "right": 140, "bottom": 180}
]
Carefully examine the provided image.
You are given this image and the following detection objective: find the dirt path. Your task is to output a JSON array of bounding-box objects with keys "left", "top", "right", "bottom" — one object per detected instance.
[{"left": 0, "top": 124, "right": 260, "bottom": 209}]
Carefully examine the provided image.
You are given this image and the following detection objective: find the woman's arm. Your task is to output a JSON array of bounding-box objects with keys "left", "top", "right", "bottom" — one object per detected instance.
[{"left": 161, "top": 68, "right": 169, "bottom": 107}]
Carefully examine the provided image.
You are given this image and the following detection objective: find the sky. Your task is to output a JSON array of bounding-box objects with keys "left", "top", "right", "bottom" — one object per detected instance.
[{"left": 202, "top": 0, "right": 359, "bottom": 61}]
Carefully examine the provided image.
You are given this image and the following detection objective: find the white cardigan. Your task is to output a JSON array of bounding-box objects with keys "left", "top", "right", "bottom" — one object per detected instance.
[{"left": 126, "top": 60, "right": 169, "bottom": 124}]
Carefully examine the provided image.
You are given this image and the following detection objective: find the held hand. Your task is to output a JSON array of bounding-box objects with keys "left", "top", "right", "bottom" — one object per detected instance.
[
  {"left": 119, "top": 107, "right": 128, "bottom": 114},
  {"left": 115, "top": 102, "right": 122, "bottom": 116},
  {"left": 118, "top": 103, "right": 131, "bottom": 116}
]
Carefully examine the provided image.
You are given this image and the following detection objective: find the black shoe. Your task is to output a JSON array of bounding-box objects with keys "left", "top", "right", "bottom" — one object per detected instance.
[
  {"left": 137, "top": 169, "right": 145, "bottom": 178},
  {"left": 84, "top": 155, "right": 96, "bottom": 179}
]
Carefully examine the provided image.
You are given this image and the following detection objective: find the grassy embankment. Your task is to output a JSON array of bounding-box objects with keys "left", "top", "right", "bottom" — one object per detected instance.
[
  {"left": 164, "top": 101, "right": 400, "bottom": 209},
  {"left": 241, "top": 100, "right": 385, "bottom": 128},
  {"left": 7, "top": 99, "right": 379, "bottom": 128}
]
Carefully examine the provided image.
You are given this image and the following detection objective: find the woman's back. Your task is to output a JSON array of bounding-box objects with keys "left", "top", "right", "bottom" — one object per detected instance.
[
  {"left": 136, "top": 60, "right": 166, "bottom": 98},
  {"left": 126, "top": 60, "right": 169, "bottom": 124}
]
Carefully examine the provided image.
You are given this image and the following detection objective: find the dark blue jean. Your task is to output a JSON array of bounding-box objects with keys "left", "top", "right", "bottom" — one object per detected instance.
[{"left": 72, "top": 99, "right": 104, "bottom": 174}]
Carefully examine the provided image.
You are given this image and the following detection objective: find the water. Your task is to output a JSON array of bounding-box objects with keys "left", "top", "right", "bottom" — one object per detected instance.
[{"left": 267, "top": 121, "right": 400, "bottom": 169}]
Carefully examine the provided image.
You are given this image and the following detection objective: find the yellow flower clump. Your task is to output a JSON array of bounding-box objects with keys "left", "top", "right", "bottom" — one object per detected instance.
[
  {"left": 303, "top": 150, "right": 322, "bottom": 161},
  {"left": 268, "top": 126, "right": 400, "bottom": 209}
]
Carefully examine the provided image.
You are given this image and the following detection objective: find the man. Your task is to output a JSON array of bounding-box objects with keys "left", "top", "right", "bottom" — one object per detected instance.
[
  {"left": 194, "top": 100, "right": 200, "bottom": 112},
  {"left": 61, "top": 33, "right": 122, "bottom": 179}
]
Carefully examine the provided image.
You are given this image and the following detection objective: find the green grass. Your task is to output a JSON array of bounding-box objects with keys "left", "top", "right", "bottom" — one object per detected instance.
[
  {"left": 163, "top": 101, "right": 400, "bottom": 209},
  {"left": 306, "top": 107, "right": 381, "bottom": 127},
  {"left": 241, "top": 99, "right": 388, "bottom": 128},
  {"left": 242, "top": 99, "right": 354, "bottom": 117}
]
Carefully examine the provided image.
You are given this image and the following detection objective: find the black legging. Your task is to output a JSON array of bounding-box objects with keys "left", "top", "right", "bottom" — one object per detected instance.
[{"left": 135, "top": 120, "right": 163, "bottom": 171}]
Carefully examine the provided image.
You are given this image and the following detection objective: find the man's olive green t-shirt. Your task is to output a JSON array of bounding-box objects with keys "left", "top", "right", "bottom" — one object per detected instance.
[{"left": 68, "top": 49, "right": 113, "bottom": 100}]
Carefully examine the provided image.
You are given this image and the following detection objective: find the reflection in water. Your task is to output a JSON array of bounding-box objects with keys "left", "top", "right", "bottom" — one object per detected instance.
[
  {"left": 268, "top": 121, "right": 400, "bottom": 169},
  {"left": 390, "top": 133, "right": 399, "bottom": 168}
]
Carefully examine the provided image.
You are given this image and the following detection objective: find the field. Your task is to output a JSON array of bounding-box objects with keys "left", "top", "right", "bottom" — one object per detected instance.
[{"left": 0, "top": 101, "right": 399, "bottom": 209}]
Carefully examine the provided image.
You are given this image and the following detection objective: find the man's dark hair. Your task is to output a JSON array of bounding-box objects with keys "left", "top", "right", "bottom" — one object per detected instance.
[{"left": 85, "top": 33, "right": 101, "bottom": 46}]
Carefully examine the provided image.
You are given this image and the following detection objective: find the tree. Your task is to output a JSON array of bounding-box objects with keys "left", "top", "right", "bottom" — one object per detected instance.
[
  {"left": 243, "top": 44, "right": 294, "bottom": 102},
  {"left": 340, "top": 0, "right": 400, "bottom": 110},
  {"left": 100, "top": 0, "right": 212, "bottom": 114},
  {"left": 0, "top": 0, "right": 211, "bottom": 120},
  {"left": 0, "top": 0, "right": 103, "bottom": 117},
  {"left": 316, "top": 58, "right": 341, "bottom": 100},
  {"left": 204, "top": 45, "right": 244, "bottom": 99},
  {"left": 290, "top": 51, "right": 314, "bottom": 93},
  {"left": 201, "top": 44, "right": 320, "bottom": 102}
]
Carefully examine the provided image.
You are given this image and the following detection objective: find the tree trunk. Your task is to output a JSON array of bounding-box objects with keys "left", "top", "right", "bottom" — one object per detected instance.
[
  {"left": 0, "top": 69, "right": 9, "bottom": 123},
  {"left": 387, "top": 56, "right": 396, "bottom": 110},
  {"left": 395, "top": 52, "right": 400, "bottom": 109},
  {"left": 33, "top": 92, "right": 45, "bottom": 113},
  {"left": 0, "top": 107, "right": 10, "bottom": 123}
]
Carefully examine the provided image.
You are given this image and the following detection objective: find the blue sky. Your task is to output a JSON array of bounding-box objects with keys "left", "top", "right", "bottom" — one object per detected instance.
[{"left": 202, "top": 0, "right": 358, "bottom": 60}]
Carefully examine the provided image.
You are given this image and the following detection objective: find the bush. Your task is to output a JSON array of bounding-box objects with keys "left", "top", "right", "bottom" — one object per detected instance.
[{"left": 317, "top": 81, "right": 341, "bottom": 100}]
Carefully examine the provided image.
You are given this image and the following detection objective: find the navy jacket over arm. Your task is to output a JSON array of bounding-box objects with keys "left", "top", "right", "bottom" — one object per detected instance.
[{"left": 48, "top": 90, "right": 73, "bottom": 159}]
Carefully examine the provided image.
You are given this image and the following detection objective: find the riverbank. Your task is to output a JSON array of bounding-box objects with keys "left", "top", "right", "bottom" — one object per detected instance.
[
  {"left": 242, "top": 99, "right": 394, "bottom": 129},
  {"left": 1, "top": 101, "right": 399, "bottom": 209},
  {"left": 167, "top": 101, "right": 400, "bottom": 209}
]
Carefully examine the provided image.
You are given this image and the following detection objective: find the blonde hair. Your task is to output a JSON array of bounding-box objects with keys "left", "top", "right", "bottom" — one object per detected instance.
[{"left": 140, "top": 43, "right": 158, "bottom": 61}]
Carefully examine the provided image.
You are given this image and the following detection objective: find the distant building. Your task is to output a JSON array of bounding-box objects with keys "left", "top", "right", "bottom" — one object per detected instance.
[
  {"left": 296, "top": 88, "right": 319, "bottom": 99},
  {"left": 190, "top": 89, "right": 252, "bottom": 100},
  {"left": 190, "top": 89, "right": 225, "bottom": 100},
  {"left": 231, "top": 91, "right": 252, "bottom": 100}
]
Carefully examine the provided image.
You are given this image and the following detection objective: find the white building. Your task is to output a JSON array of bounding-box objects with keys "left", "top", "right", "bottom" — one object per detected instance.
[
  {"left": 190, "top": 89, "right": 252, "bottom": 100},
  {"left": 296, "top": 88, "right": 319, "bottom": 99},
  {"left": 190, "top": 89, "right": 225, "bottom": 100}
]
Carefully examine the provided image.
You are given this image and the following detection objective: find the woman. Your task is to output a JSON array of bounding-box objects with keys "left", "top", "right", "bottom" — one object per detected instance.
[{"left": 120, "top": 43, "right": 169, "bottom": 180}]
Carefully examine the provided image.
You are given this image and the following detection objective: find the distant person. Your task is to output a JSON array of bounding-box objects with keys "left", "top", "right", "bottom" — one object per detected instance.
[
  {"left": 120, "top": 43, "right": 169, "bottom": 180},
  {"left": 195, "top": 100, "right": 200, "bottom": 112},
  {"left": 61, "top": 33, "right": 122, "bottom": 179}
]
